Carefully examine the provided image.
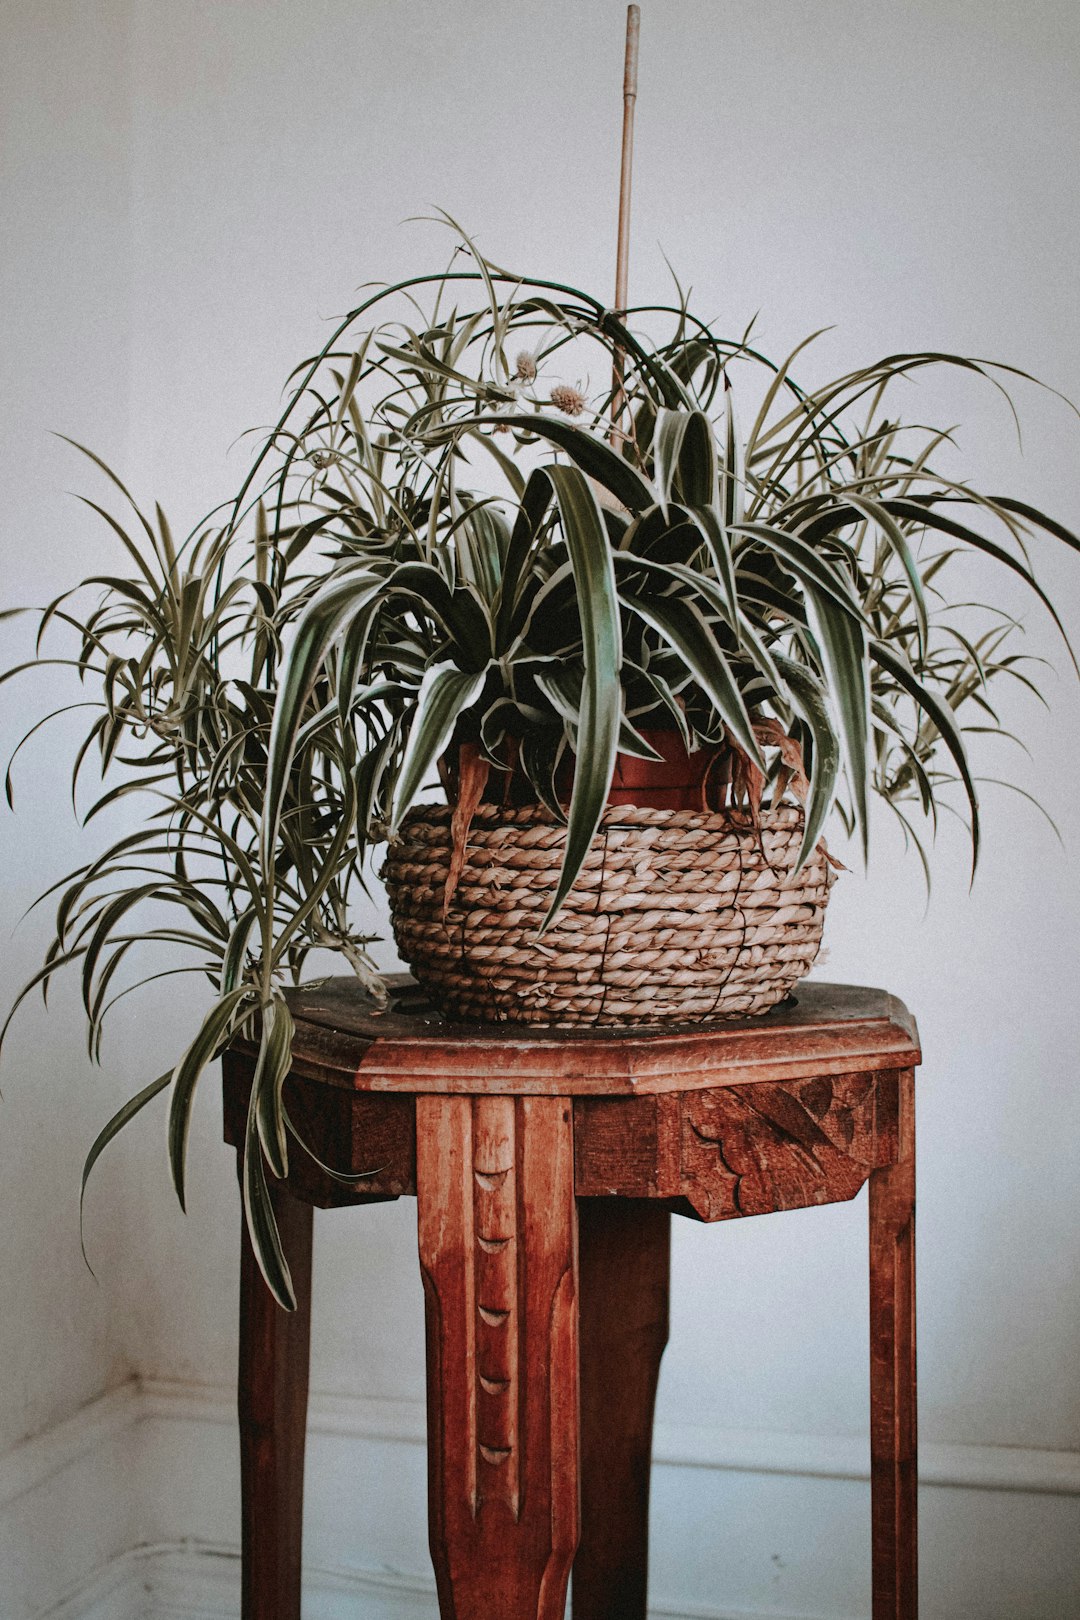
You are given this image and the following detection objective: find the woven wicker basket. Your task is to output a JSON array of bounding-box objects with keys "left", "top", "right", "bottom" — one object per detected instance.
[{"left": 383, "top": 802, "right": 835, "bottom": 1027}]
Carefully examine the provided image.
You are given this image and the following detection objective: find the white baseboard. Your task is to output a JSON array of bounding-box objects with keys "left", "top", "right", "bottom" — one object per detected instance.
[
  {"left": 139, "top": 1374, "right": 1080, "bottom": 1495},
  {"left": 38, "top": 1538, "right": 858, "bottom": 1620},
  {"left": 7, "top": 1378, "right": 1080, "bottom": 1620}
]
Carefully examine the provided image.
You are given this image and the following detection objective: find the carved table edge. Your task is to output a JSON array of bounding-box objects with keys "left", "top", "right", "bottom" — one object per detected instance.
[{"left": 226, "top": 984, "right": 920, "bottom": 1097}]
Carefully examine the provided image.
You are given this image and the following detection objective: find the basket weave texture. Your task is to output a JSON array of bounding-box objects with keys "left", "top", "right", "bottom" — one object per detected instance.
[{"left": 383, "top": 802, "right": 835, "bottom": 1027}]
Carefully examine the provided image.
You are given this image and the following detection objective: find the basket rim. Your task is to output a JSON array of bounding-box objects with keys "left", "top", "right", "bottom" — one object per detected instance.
[{"left": 392, "top": 799, "right": 809, "bottom": 834}]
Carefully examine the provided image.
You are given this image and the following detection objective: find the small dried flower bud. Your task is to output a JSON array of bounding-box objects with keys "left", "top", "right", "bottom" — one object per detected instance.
[
  {"left": 514, "top": 350, "right": 537, "bottom": 382},
  {"left": 308, "top": 448, "right": 340, "bottom": 470},
  {"left": 550, "top": 384, "right": 586, "bottom": 417}
]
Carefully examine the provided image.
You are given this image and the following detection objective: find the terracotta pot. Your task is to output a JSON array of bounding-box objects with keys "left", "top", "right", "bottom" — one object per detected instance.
[
  {"left": 445, "top": 730, "right": 726, "bottom": 813},
  {"left": 606, "top": 728, "right": 723, "bottom": 810},
  {"left": 543, "top": 729, "right": 725, "bottom": 812}
]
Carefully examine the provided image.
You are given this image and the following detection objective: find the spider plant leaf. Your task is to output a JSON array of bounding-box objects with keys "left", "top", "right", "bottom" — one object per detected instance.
[
  {"left": 455, "top": 497, "right": 509, "bottom": 604},
  {"left": 267, "top": 559, "right": 493, "bottom": 864},
  {"left": 973, "top": 777, "right": 1063, "bottom": 845},
  {"left": 533, "top": 665, "right": 663, "bottom": 760},
  {"left": 5, "top": 702, "right": 100, "bottom": 808},
  {"left": 262, "top": 568, "right": 382, "bottom": 867},
  {"left": 652, "top": 409, "right": 716, "bottom": 514},
  {"left": 70, "top": 498, "right": 164, "bottom": 596},
  {"left": 0, "top": 948, "right": 86, "bottom": 1061},
  {"left": 618, "top": 547, "right": 790, "bottom": 702},
  {"left": 838, "top": 494, "right": 929, "bottom": 660},
  {"left": 333, "top": 340, "right": 369, "bottom": 432},
  {"left": 720, "top": 382, "right": 745, "bottom": 529},
  {"left": 56, "top": 435, "right": 159, "bottom": 543},
  {"left": 167, "top": 986, "right": 251, "bottom": 1212},
  {"left": 79, "top": 885, "right": 170, "bottom": 1016},
  {"left": 470, "top": 427, "right": 527, "bottom": 500},
  {"left": 681, "top": 503, "right": 739, "bottom": 634},
  {"left": 254, "top": 997, "right": 296, "bottom": 1182},
  {"left": 284, "top": 1102, "right": 391, "bottom": 1184},
  {"left": 389, "top": 662, "right": 489, "bottom": 830},
  {"left": 884, "top": 497, "right": 1078, "bottom": 673},
  {"left": 628, "top": 659, "right": 692, "bottom": 747},
  {"left": 80, "top": 1069, "right": 172, "bottom": 1265},
  {"left": 353, "top": 726, "right": 399, "bottom": 844},
  {"left": 0, "top": 657, "right": 101, "bottom": 691},
  {"left": 81, "top": 773, "right": 176, "bottom": 825},
  {"left": 985, "top": 496, "right": 1080, "bottom": 554},
  {"left": 443, "top": 414, "right": 654, "bottom": 513},
  {"left": 803, "top": 585, "right": 870, "bottom": 859},
  {"left": 872, "top": 698, "right": 937, "bottom": 820},
  {"left": 221, "top": 907, "right": 258, "bottom": 994},
  {"left": 597, "top": 309, "right": 692, "bottom": 408},
  {"left": 733, "top": 522, "right": 865, "bottom": 622},
  {"left": 773, "top": 655, "right": 841, "bottom": 865},
  {"left": 744, "top": 329, "right": 832, "bottom": 463},
  {"left": 872, "top": 637, "right": 980, "bottom": 873},
  {"left": 520, "top": 730, "right": 567, "bottom": 820},
  {"left": 335, "top": 600, "right": 382, "bottom": 721},
  {"left": 242, "top": 1084, "right": 296, "bottom": 1311},
  {"left": 619, "top": 588, "right": 763, "bottom": 768},
  {"left": 496, "top": 469, "right": 554, "bottom": 647},
  {"left": 537, "top": 465, "right": 622, "bottom": 931}
]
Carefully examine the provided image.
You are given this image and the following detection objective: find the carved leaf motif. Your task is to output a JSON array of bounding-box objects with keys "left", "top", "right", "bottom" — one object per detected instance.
[{"left": 681, "top": 1072, "right": 892, "bottom": 1221}]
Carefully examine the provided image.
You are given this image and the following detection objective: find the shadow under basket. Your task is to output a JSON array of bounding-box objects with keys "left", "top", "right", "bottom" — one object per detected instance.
[{"left": 383, "top": 802, "right": 836, "bottom": 1027}]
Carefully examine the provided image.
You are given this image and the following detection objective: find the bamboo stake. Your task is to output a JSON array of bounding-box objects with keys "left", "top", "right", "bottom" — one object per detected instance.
[{"left": 611, "top": 5, "right": 640, "bottom": 442}]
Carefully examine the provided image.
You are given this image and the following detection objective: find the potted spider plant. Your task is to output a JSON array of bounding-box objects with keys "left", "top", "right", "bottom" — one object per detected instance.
[{"left": 2, "top": 232, "right": 1076, "bottom": 1303}]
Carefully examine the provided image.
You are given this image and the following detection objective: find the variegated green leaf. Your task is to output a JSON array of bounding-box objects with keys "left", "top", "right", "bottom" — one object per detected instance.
[
  {"left": 389, "top": 662, "right": 489, "bottom": 830},
  {"left": 536, "top": 464, "right": 622, "bottom": 930}
]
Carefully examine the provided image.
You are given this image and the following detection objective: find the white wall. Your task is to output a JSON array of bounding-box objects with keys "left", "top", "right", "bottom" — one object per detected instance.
[
  {"left": 2, "top": 2, "right": 1080, "bottom": 1615},
  {"left": 0, "top": 0, "right": 138, "bottom": 1462}
]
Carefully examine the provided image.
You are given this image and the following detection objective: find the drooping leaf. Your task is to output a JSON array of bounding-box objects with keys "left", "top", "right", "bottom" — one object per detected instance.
[
  {"left": 80, "top": 1070, "right": 171, "bottom": 1265},
  {"left": 167, "top": 987, "right": 252, "bottom": 1211},
  {"left": 872, "top": 637, "right": 980, "bottom": 872},
  {"left": 773, "top": 655, "right": 842, "bottom": 865},
  {"left": 536, "top": 465, "right": 623, "bottom": 930},
  {"left": 389, "top": 662, "right": 489, "bottom": 830},
  {"left": 803, "top": 585, "right": 871, "bottom": 860},
  {"left": 253, "top": 996, "right": 296, "bottom": 1181},
  {"left": 242, "top": 1083, "right": 296, "bottom": 1311}
]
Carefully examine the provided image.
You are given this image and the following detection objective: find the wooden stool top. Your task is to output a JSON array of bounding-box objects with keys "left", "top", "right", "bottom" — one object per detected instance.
[
  {"left": 225, "top": 977, "right": 919, "bottom": 1219},
  {"left": 272, "top": 975, "right": 920, "bottom": 1096}
]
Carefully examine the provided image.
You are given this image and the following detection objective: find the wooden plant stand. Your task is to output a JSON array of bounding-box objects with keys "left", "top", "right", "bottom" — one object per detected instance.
[{"left": 223, "top": 977, "right": 920, "bottom": 1620}]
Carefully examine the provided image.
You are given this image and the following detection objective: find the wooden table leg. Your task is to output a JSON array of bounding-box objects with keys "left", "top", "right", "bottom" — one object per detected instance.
[
  {"left": 237, "top": 1170, "right": 314, "bottom": 1620},
  {"left": 417, "top": 1094, "right": 580, "bottom": 1620},
  {"left": 869, "top": 1068, "right": 917, "bottom": 1619},
  {"left": 574, "top": 1198, "right": 670, "bottom": 1620}
]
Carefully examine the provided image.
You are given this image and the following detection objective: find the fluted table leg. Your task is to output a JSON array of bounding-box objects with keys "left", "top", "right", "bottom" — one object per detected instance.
[{"left": 417, "top": 1093, "right": 580, "bottom": 1620}]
